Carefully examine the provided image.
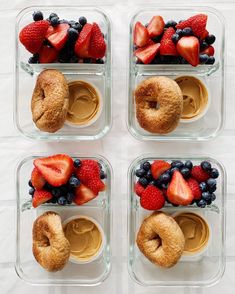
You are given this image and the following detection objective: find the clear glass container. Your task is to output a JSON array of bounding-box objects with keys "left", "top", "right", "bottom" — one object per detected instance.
[
  {"left": 128, "top": 155, "right": 226, "bottom": 287},
  {"left": 128, "top": 7, "right": 225, "bottom": 141},
  {"left": 15, "top": 154, "right": 112, "bottom": 286},
  {"left": 14, "top": 6, "right": 112, "bottom": 141}
]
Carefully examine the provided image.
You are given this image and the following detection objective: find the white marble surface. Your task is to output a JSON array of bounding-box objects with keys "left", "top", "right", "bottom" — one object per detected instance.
[{"left": 0, "top": 0, "right": 235, "bottom": 293}]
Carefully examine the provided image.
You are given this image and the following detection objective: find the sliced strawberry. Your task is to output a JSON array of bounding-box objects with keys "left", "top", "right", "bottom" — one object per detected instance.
[
  {"left": 34, "top": 154, "right": 74, "bottom": 187},
  {"left": 46, "top": 23, "right": 69, "bottom": 50},
  {"left": 19, "top": 20, "right": 49, "bottom": 54},
  {"left": 177, "top": 36, "right": 199, "bottom": 66},
  {"left": 134, "top": 43, "right": 160, "bottom": 64},
  {"left": 160, "top": 27, "right": 178, "bottom": 56},
  {"left": 39, "top": 45, "right": 58, "bottom": 63},
  {"left": 31, "top": 167, "right": 46, "bottom": 190},
  {"left": 140, "top": 185, "right": 165, "bottom": 210},
  {"left": 74, "top": 184, "right": 97, "bottom": 205},
  {"left": 75, "top": 23, "right": 93, "bottom": 58},
  {"left": 167, "top": 170, "right": 193, "bottom": 206},
  {"left": 187, "top": 178, "right": 202, "bottom": 200},
  {"left": 133, "top": 21, "right": 149, "bottom": 47},
  {"left": 201, "top": 45, "right": 214, "bottom": 56},
  {"left": 147, "top": 16, "right": 165, "bottom": 38},
  {"left": 191, "top": 166, "right": 210, "bottom": 182},
  {"left": 151, "top": 160, "right": 171, "bottom": 180},
  {"left": 135, "top": 182, "right": 145, "bottom": 197},
  {"left": 88, "top": 22, "right": 106, "bottom": 58},
  {"left": 32, "top": 190, "right": 52, "bottom": 208}
]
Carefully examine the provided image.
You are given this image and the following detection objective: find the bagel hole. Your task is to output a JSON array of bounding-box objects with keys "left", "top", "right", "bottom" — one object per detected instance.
[{"left": 148, "top": 101, "right": 160, "bottom": 110}]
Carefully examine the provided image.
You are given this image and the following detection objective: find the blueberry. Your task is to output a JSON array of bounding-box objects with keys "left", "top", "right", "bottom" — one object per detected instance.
[
  {"left": 171, "top": 160, "right": 184, "bottom": 169},
  {"left": 74, "top": 159, "right": 81, "bottom": 168},
  {"left": 28, "top": 180, "right": 33, "bottom": 188},
  {"left": 57, "top": 196, "right": 67, "bottom": 206},
  {"left": 138, "top": 177, "right": 148, "bottom": 188},
  {"left": 199, "top": 182, "right": 207, "bottom": 192},
  {"left": 29, "top": 187, "right": 35, "bottom": 196},
  {"left": 161, "top": 183, "right": 169, "bottom": 189},
  {"left": 59, "top": 185, "right": 69, "bottom": 195},
  {"left": 70, "top": 55, "right": 79, "bottom": 63},
  {"left": 69, "top": 176, "right": 81, "bottom": 187},
  {"left": 207, "top": 178, "right": 216, "bottom": 191},
  {"left": 165, "top": 20, "right": 177, "bottom": 28},
  {"left": 49, "top": 13, "right": 58, "bottom": 20},
  {"left": 50, "top": 16, "right": 59, "bottom": 27},
  {"left": 79, "top": 16, "right": 87, "bottom": 26},
  {"left": 96, "top": 58, "right": 104, "bottom": 64},
  {"left": 83, "top": 58, "right": 93, "bottom": 63},
  {"left": 200, "top": 41, "right": 208, "bottom": 51},
  {"left": 33, "top": 11, "right": 43, "bottom": 21},
  {"left": 205, "top": 34, "right": 216, "bottom": 45},
  {"left": 51, "top": 197, "right": 57, "bottom": 204},
  {"left": 171, "top": 34, "right": 180, "bottom": 44},
  {"left": 197, "top": 199, "right": 207, "bottom": 208},
  {"left": 182, "top": 27, "right": 193, "bottom": 36},
  {"left": 184, "top": 160, "right": 193, "bottom": 170},
  {"left": 142, "top": 161, "right": 151, "bottom": 171},
  {"left": 28, "top": 53, "right": 39, "bottom": 64},
  {"left": 206, "top": 56, "right": 215, "bottom": 64},
  {"left": 68, "top": 20, "right": 76, "bottom": 26},
  {"left": 180, "top": 167, "right": 190, "bottom": 178},
  {"left": 100, "top": 170, "right": 106, "bottom": 180},
  {"left": 145, "top": 170, "right": 153, "bottom": 182},
  {"left": 210, "top": 168, "right": 219, "bottom": 179},
  {"left": 67, "top": 28, "right": 79, "bottom": 41},
  {"left": 44, "top": 182, "right": 54, "bottom": 191},
  {"left": 60, "top": 19, "right": 69, "bottom": 24},
  {"left": 211, "top": 193, "right": 216, "bottom": 201},
  {"left": 206, "top": 199, "right": 212, "bottom": 205},
  {"left": 201, "top": 161, "right": 211, "bottom": 172},
  {"left": 170, "top": 167, "right": 179, "bottom": 175},
  {"left": 159, "top": 172, "right": 171, "bottom": 183},
  {"left": 199, "top": 54, "right": 209, "bottom": 64},
  {"left": 151, "top": 35, "right": 163, "bottom": 43},
  {"left": 51, "top": 188, "right": 61, "bottom": 198},
  {"left": 202, "top": 191, "right": 212, "bottom": 201},
  {"left": 176, "top": 29, "right": 183, "bottom": 37},
  {"left": 152, "top": 179, "right": 162, "bottom": 188},
  {"left": 66, "top": 192, "right": 75, "bottom": 204},
  {"left": 71, "top": 22, "right": 82, "bottom": 31},
  {"left": 135, "top": 168, "right": 146, "bottom": 178}
]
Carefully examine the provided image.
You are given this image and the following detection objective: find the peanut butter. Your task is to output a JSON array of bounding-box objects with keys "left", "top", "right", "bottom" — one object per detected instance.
[
  {"left": 64, "top": 218, "right": 102, "bottom": 262},
  {"left": 174, "top": 212, "right": 210, "bottom": 255},
  {"left": 175, "top": 76, "right": 208, "bottom": 120},
  {"left": 66, "top": 81, "right": 100, "bottom": 125}
]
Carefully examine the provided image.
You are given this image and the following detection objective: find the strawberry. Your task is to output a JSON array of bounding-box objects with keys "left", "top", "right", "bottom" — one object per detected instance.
[
  {"left": 134, "top": 43, "right": 160, "bottom": 64},
  {"left": 39, "top": 45, "right": 58, "bottom": 63},
  {"left": 89, "top": 22, "right": 106, "bottom": 58},
  {"left": 201, "top": 45, "right": 214, "bottom": 56},
  {"left": 135, "top": 182, "right": 145, "bottom": 197},
  {"left": 151, "top": 160, "right": 171, "bottom": 180},
  {"left": 191, "top": 166, "right": 210, "bottom": 182},
  {"left": 74, "top": 184, "right": 97, "bottom": 205},
  {"left": 19, "top": 20, "right": 49, "bottom": 54},
  {"left": 75, "top": 23, "right": 93, "bottom": 58},
  {"left": 46, "top": 23, "right": 69, "bottom": 51},
  {"left": 133, "top": 21, "right": 150, "bottom": 47},
  {"left": 32, "top": 190, "right": 52, "bottom": 208},
  {"left": 147, "top": 16, "right": 165, "bottom": 38},
  {"left": 160, "top": 27, "right": 178, "bottom": 56},
  {"left": 31, "top": 167, "right": 46, "bottom": 190},
  {"left": 140, "top": 185, "right": 165, "bottom": 210},
  {"left": 177, "top": 36, "right": 199, "bottom": 66},
  {"left": 187, "top": 178, "right": 202, "bottom": 200},
  {"left": 201, "top": 29, "right": 209, "bottom": 40},
  {"left": 34, "top": 154, "right": 74, "bottom": 187},
  {"left": 167, "top": 170, "right": 194, "bottom": 206}
]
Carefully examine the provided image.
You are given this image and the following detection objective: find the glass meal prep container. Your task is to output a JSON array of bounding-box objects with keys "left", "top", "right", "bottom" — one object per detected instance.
[
  {"left": 128, "top": 7, "right": 225, "bottom": 141},
  {"left": 15, "top": 154, "right": 112, "bottom": 286},
  {"left": 128, "top": 155, "right": 226, "bottom": 287},
  {"left": 14, "top": 6, "right": 112, "bottom": 141}
]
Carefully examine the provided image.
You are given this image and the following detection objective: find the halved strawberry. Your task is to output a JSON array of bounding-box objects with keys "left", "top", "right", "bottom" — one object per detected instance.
[
  {"left": 32, "top": 190, "right": 52, "bottom": 208},
  {"left": 31, "top": 167, "right": 46, "bottom": 190},
  {"left": 151, "top": 160, "right": 171, "bottom": 180},
  {"left": 147, "top": 16, "right": 165, "bottom": 38},
  {"left": 187, "top": 178, "right": 202, "bottom": 200},
  {"left": 46, "top": 23, "right": 69, "bottom": 50},
  {"left": 177, "top": 36, "right": 199, "bottom": 66},
  {"left": 75, "top": 23, "right": 93, "bottom": 58},
  {"left": 34, "top": 154, "right": 73, "bottom": 187},
  {"left": 201, "top": 45, "right": 214, "bottom": 56},
  {"left": 134, "top": 182, "right": 145, "bottom": 197},
  {"left": 39, "top": 45, "right": 58, "bottom": 63},
  {"left": 74, "top": 184, "right": 97, "bottom": 205},
  {"left": 167, "top": 170, "right": 194, "bottom": 206},
  {"left": 134, "top": 43, "right": 160, "bottom": 64},
  {"left": 160, "top": 27, "right": 178, "bottom": 56},
  {"left": 133, "top": 21, "right": 149, "bottom": 47},
  {"left": 89, "top": 22, "right": 106, "bottom": 58}
]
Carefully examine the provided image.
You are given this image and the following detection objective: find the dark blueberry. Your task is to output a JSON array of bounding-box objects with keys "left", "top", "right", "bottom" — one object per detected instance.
[
  {"left": 96, "top": 58, "right": 104, "bottom": 64},
  {"left": 210, "top": 168, "right": 219, "bottom": 179},
  {"left": 200, "top": 40, "right": 208, "bottom": 51},
  {"left": 68, "top": 20, "right": 76, "bottom": 26},
  {"left": 145, "top": 170, "right": 153, "bottom": 182},
  {"left": 206, "top": 199, "right": 212, "bottom": 205},
  {"left": 66, "top": 192, "right": 75, "bottom": 204},
  {"left": 51, "top": 197, "right": 57, "bottom": 204},
  {"left": 44, "top": 182, "right": 54, "bottom": 191},
  {"left": 197, "top": 199, "right": 207, "bottom": 208},
  {"left": 170, "top": 167, "right": 179, "bottom": 175},
  {"left": 201, "top": 161, "right": 211, "bottom": 172},
  {"left": 142, "top": 161, "right": 151, "bottom": 171},
  {"left": 73, "top": 159, "right": 81, "bottom": 168},
  {"left": 199, "top": 182, "right": 207, "bottom": 192},
  {"left": 138, "top": 177, "right": 148, "bottom": 188},
  {"left": 199, "top": 54, "right": 209, "bottom": 64},
  {"left": 151, "top": 34, "right": 163, "bottom": 43},
  {"left": 182, "top": 27, "right": 193, "bottom": 36},
  {"left": 28, "top": 180, "right": 33, "bottom": 188},
  {"left": 171, "top": 33, "right": 180, "bottom": 44},
  {"left": 49, "top": 13, "right": 58, "bottom": 20},
  {"left": 100, "top": 170, "right": 106, "bottom": 180},
  {"left": 161, "top": 172, "right": 171, "bottom": 183},
  {"left": 83, "top": 58, "right": 93, "bottom": 63},
  {"left": 206, "top": 56, "right": 215, "bottom": 65},
  {"left": 211, "top": 193, "right": 216, "bottom": 201},
  {"left": 71, "top": 22, "right": 82, "bottom": 31},
  {"left": 33, "top": 11, "right": 43, "bottom": 21},
  {"left": 180, "top": 57, "right": 188, "bottom": 64},
  {"left": 161, "top": 183, "right": 169, "bottom": 189},
  {"left": 205, "top": 34, "right": 216, "bottom": 45},
  {"left": 60, "top": 19, "right": 69, "bottom": 24},
  {"left": 29, "top": 187, "right": 35, "bottom": 196},
  {"left": 190, "top": 199, "right": 196, "bottom": 205},
  {"left": 57, "top": 196, "right": 67, "bottom": 206},
  {"left": 202, "top": 191, "right": 212, "bottom": 201},
  {"left": 135, "top": 168, "right": 146, "bottom": 178},
  {"left": 69, "top": 176, "right": 81, "bottom": 187},
  {"left": 70, "top": 55, "right": 79, "bottom": 63},
  {"left": 180, "top": 167, "right": 190, "bottom": 178},
  {"left": 67, "top": 28, "right": 79, "bottom": 41},
  {"left": 51, "top": 188, "right": 61, "bottom": 198},
  {"left": 79, "top": 16, "right": 87, "bottom": 26},
  {"left": 152, "top": 179, "right": 162, "bottom": 188},
  {"left": 149, "top": 181, "right": 155, "bottom": 186},
  {"left": 184, "top": 160, "right": 193, "bottom": 170},
  {"left": 171, "top": 160, "right": 184, "bottom": 169},
  {"left": 60, "top": 185, "right": 69, "bottom": 195},
  {"left": 175, "top": 29, "right": 183, "bottom": 37},
  {"left": 165, "top": 20, "right": 177, "bottom": 28},
  {"left": 207, "top": 178, "right": 216, "bottom": 192},
  {"left": 50, "top": 16, "right": 59, "bottom": 27},
  {"left": 28, "top": 53, "right": 39, "bottom": 64}
]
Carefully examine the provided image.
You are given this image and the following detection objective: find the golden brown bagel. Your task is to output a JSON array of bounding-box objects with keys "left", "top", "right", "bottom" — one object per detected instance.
[
  {"left": 32, "top": 211, "right": 70, "bottom": 272},
  {"left": 135, "top": 77, "right": 183, "bottom": 134},
  {"left": 31, "top": 69, "right": 69, "bottom": 133},
  {"left": 136, "top": 212, "right": 185, "bottom": 268}
]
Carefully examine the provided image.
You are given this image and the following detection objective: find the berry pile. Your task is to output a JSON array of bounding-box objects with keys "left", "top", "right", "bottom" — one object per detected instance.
[
  {"left": 28, "top": 154, "right": 106, "bottom": 208},
  {"left": 134, "top": 159, "right": 219, "bottom": 210},
  {"left": 19, "top": 11, "right": 106, "bottom": 64},
  {"left": 133, "top": 14, "right": 215, "bottom": 66}
]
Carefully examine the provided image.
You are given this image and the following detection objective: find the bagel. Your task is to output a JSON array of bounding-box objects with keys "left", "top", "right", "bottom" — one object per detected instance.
[
  {"left": 136, "top": 212, "right": 185, "bottom": 268},
  {"left": 31, "top": 69, "right": 69, "bottom": 133},
  {"left": 135, "top": 76, "right": 183, "bottom": 134},
  {"left": 32, "top": 211, "right": 70, "bottom": 272}
]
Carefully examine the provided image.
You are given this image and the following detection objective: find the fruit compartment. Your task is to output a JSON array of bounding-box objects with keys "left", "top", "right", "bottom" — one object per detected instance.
[
  {"left": 128, "top": 6, "right": 225, "bottom": 141},
  {"left": 15, "top": 154, "right": 112, "bottom": 286},
  {"left": 128, "top": 155, "right": 226, "bottom": 287},
  {"left": 15, "top": 6, "right": 111, "bottom": 141}
]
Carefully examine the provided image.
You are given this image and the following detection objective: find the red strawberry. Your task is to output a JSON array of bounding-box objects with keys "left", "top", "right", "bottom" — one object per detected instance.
[
  {"left": 201, "top": 45, "right": 214, "bottom": 56},
  {"left": 32, "top": 190, "right": 52, "bottom": 208},
  {"left": 39, "top": 45, "right": 58, "bottom": 63},
  {"left": 75, "top": 23, "right": 93, "bottom": 58},
  {"left": 19, "top": 20, "right": 49, "bottom": 54},
  {"left": 140, "top": 185, "right": 165, "bottom": 210},
  {"left": 34, "top": 154, "right": 74, "bottom": 187},
  {"left": 177, "top": 36, "right": 199, "bottom": 66},
  {"left": 167, "top": 170, "right": 194, "bottom": 206},
  {"left": 147, "top": 16, "right": 165, "bottom": 38},
  {"left": 187, "top": 178, "right": 202, "bottom": 200},
  {"left": 89, "top": 22, "right": 106, "bottom": 58},
  {"left": 160, "top": 27, "right": 178, "bottom": 56},
  {"left": 135, "top": 182, "right": 145, "bottom": 197},
  {"left": 46, "top": 23, "right": 69, "bottom": 50},
  {"left": 134, "top": 43, "right": 160, "bottom": 64},
  {"left": 31, "top": 167, "right": 46, "bottom": 190},
  {"left": 151, "top": 160, "right": 171, "bottom": 180},
  {"left": 201, "top": 29, "right": 209, "bottom": 40},
  {"left": 74, "top": 184, "right": 97, "bottom": 205},
  {"left": 133, "top": 21, "right": 149, "bottom": 47},
  {"left": 191, "top": 166, "right": 210, "bottom": 182}
]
